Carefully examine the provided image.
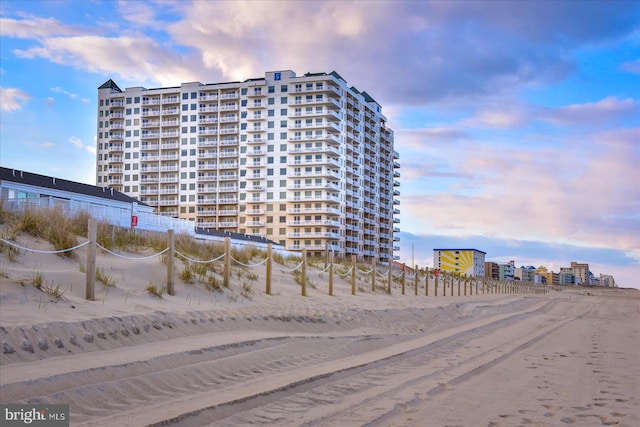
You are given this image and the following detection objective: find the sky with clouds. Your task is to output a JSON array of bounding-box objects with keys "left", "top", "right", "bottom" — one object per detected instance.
[{"left": 0, "top": 0, "right": 638, "bottom": 287}]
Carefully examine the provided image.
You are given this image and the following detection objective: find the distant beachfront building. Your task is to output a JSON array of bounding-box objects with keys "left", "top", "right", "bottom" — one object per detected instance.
[
  {"left": 499, "top": 261, "right": 515, "bottom": 281},
  {"left": 559, "top": 267, "right": 576, "bottom": 285},
  {"left": 515, "top": 266, "right": 536, "bottom": 282},
  {"left": 570, "top": 261, "right": 590, "bottom": 284},
  {"left": 599, "top": 274, "right": 616, "bottom": 287},
  {"left": 484, "top": 262, "right": 499, "bottom": 280},
  {"left": 434, "top": 249, "right": 486, "bottom": 277},
  {"left": 95, "top": 70, "right": 400, "bottom": 261},
  {"left": 540, "top": 271, "right": 560, "bottom": 286}
]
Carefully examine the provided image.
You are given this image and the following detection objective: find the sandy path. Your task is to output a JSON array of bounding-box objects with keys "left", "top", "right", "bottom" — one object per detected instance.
[{"left": 1, "top": 289, "right": 638, "bottom": 427}]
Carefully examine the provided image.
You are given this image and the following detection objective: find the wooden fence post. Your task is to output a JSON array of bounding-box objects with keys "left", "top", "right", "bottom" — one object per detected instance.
[
  {"left": 414, "top": 265, "right": 418, "bottom": 296},
  {"left": 457, "top": 274, "right": 461, "bottom": 296},
  {"left": 435, "top": 273, "right": 439, "bottom": 296},
  {"left": 371, "top": 259, "right": 376, "bottom": 292},
  {"left": 223, "top": 237, "right": 231, "bottom": 288},
  {"left": 470, "top": 276, "right": 473, "bottom": 295},
  {"left": 351, "top": 254, "right": 356, "bottom": 296},
  {"left": 302, "top": 249, "right": 307, "bottom": 297},
  {"left": 85, "top": 218, "right": 96, "bottom": 301},
  {"left": 425, "top": 268, "right": 429, "bottom": 296},
  {"left": 444, "top": 273, "right": 448, "bottom": 297},
  {"left": 167, "top": 229, "right": 175, "bottom": 295},
  {"left": 329, "top": 251, "right": 334, "bottom": 296},
  {"left": 387, "top": 262, "right": 392, "bottom": 294},
  {"left": 464, "top": 275, "right": 467, "bottom": 296},
  {"left": 401, "top": 263, "right": 406, "bottom": 295},
  {"left": 266, "top": 244, "right": 272, "bottom": 295}
]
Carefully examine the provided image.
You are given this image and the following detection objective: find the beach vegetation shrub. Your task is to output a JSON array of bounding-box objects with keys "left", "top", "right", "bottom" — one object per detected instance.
[
  {"left": 31, "top": 271, "right": 44, "bottom": 289},
  {"left": 206, "top": 274, "right": 222, "bottom": 292},
  {"left": 145, "top": 282, "right": 164, "bottom": 298},
  {"left": 0, "top": 263, "right": 8, "bottom": 279},
  {"left": 180, "top": 263, "right": 195, "bottom": 284},
  {"left": 241, "top": 281, "right": 253, "bottom": 299},
  {"left": 96, "top": 266, "right": 117, "bottom": 287},
  {"left": 272, "top": 251, "right": 285, "bottom": 265}
]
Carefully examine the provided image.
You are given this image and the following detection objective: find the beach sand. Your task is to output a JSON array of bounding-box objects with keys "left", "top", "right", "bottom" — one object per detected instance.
[{"left": 1, "top": 232, "right": 639, "bottom": 426}]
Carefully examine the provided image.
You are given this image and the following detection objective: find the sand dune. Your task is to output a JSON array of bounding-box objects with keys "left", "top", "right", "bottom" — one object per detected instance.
[{"left": 1, "top": 232, "right": 638, "bottom": 426}]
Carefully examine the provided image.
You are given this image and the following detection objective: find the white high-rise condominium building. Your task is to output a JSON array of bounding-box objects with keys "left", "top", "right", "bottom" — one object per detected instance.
[{"left": 96, "top": 70, "right": 400, "bottom": 261}]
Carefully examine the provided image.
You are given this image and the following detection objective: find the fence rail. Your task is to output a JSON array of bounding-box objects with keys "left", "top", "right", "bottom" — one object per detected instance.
[{"left": 0, "top": 220, "right": 548, "bottom": 301}]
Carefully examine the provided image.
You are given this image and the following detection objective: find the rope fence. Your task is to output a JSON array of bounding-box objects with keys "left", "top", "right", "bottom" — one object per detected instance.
[
  {"left": 0, "top": 237, "right": 90, "bottom": 254},
  {"left": 97, "top": 244, "right": 170, "bottom": 260},
  {"left": 1, "top": 218, "right": 549, "bottom": 301}
]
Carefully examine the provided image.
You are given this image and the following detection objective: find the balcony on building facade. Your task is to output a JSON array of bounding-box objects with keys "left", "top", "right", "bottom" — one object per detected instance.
[
  {"left": 288, "top": 156, "right": 340, "bottom": 168},
  {"left": 197, "top": 208, "right": 217, "bottom": 216},
  {"left": 199, "top": 93, "right": 218, "bottom": 102},
  {"left": 287, "top": 219, "right": 340, "bottom": 227},
  {"left": 199, "top": 128, "right": 218, "bottom": 136},
  {"left": 198, "top": 151, "right": 218, "bottom": 159},
  {"left": 199, "top": 106, "right": 218, "bottom": 113},
  {"left": 286, "top": 232, "right": 340, "bottom": 239},
  {"left": 158, "top": 198, "right": 178, "bottom": 206},
  {"left": 218, "top": 209, "right": 238, "bottom": 216},
  {"left": 220, "top": 138, "right": 239, "bottom": 146},
  {"left": 218, "top": 221, "right": 238, "bottom": 228},
  {"left": 141, "top": 98, "right": 161, "bottom": 106},
  {"left": 219, "top": 104, "right": 238, "bottom": 112},
  {"left": 197, "top": 221, "right": 217, "bottom": 228},
  {"left": 198, "top": 117, "right": 218, "bottom": 125},
  {"left": 287, "top": 205, "right": 341, "bottom": 215},
  {"left": 197, "top": 174, "right": 218, "bottom": 182},
  {"left": 219, "top": 173, "right": 238, "bottom": 181},
  {"left": 286, "top": 243, "right": 341, "bottom": 251},
  {"left": 219, "top": 127, "right": 238, "bottom": 134},
  {"left": 141, "top": 109, "right": 161, "bottom": 117}
]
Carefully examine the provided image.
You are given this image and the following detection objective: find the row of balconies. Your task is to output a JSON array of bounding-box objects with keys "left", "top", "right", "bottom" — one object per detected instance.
[
  {"left": 288, "top": 157, "right": 340, "bottom": 167},
  {"left": 142, "top": 120, "right": 179, "bottom": 128},
  {"left": 140, "top": 143, "right": 180, "bottom": 151},
  {"left": 290, "top": 169, "right": 340, "bottom": 180},
  {"left": 292, "top": 84, "right": 341, "bottom": 96},
  {"left": 287, "top": 219, "right": 340, "bottom": 227},
  {"left": 140, "top": 176, "right": 178, "bottom": 184},
  {"left": 199, "top": 92, "right": 239, "bottom": 102},
  {"left": 199, "top": 162, "right": 239, "bottom": 170},
  {"left": 292, "top": 108, "right": 340, "bottom": 120},
  {"left": 140, "top": 108, "right": 180, "bottom": 117},
  {"left": 286, "top": 232, "right": 340, "bottom": 239},
  {"left": 140, "top": 97, "right": 180, "bottom": 106},
  {"left": 198, "top": 186, "right": 238, "bottom": 193},
  {"left": 139, "top": 154, "right": 179, "bottom": 162},
  {"left": 140, "top": 131, "right": 180, "bottom": 139},
  {"left": 286, "top": 182, "right": 340, "bottom": 191},
  {"left": 197, "top": 209, "right": 237, "bottom": 217},
  {"left": 197, "top": 151, "right": 239, "bottom": 159},
  {"left": 197, "top": 197, "right": 238, "bottom": 205},
  {"left": 292, "top": 97, "right": 341, "bottom": 109},
  {"left": 288, "top": 133, "right": 340, "bottom": 144},
  {"left": 287, "top": 206, "right": 341, "bottom": 215}
]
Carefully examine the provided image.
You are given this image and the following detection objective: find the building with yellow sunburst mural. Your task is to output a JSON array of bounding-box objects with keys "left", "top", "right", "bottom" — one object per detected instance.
[{"left": 434, "top": 249, "right": 486, "bottom": 277}]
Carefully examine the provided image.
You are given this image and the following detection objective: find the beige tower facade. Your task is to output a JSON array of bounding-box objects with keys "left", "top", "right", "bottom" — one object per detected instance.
[{"left": 96, "top": 70, "right": 400, "bottom": 261}]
